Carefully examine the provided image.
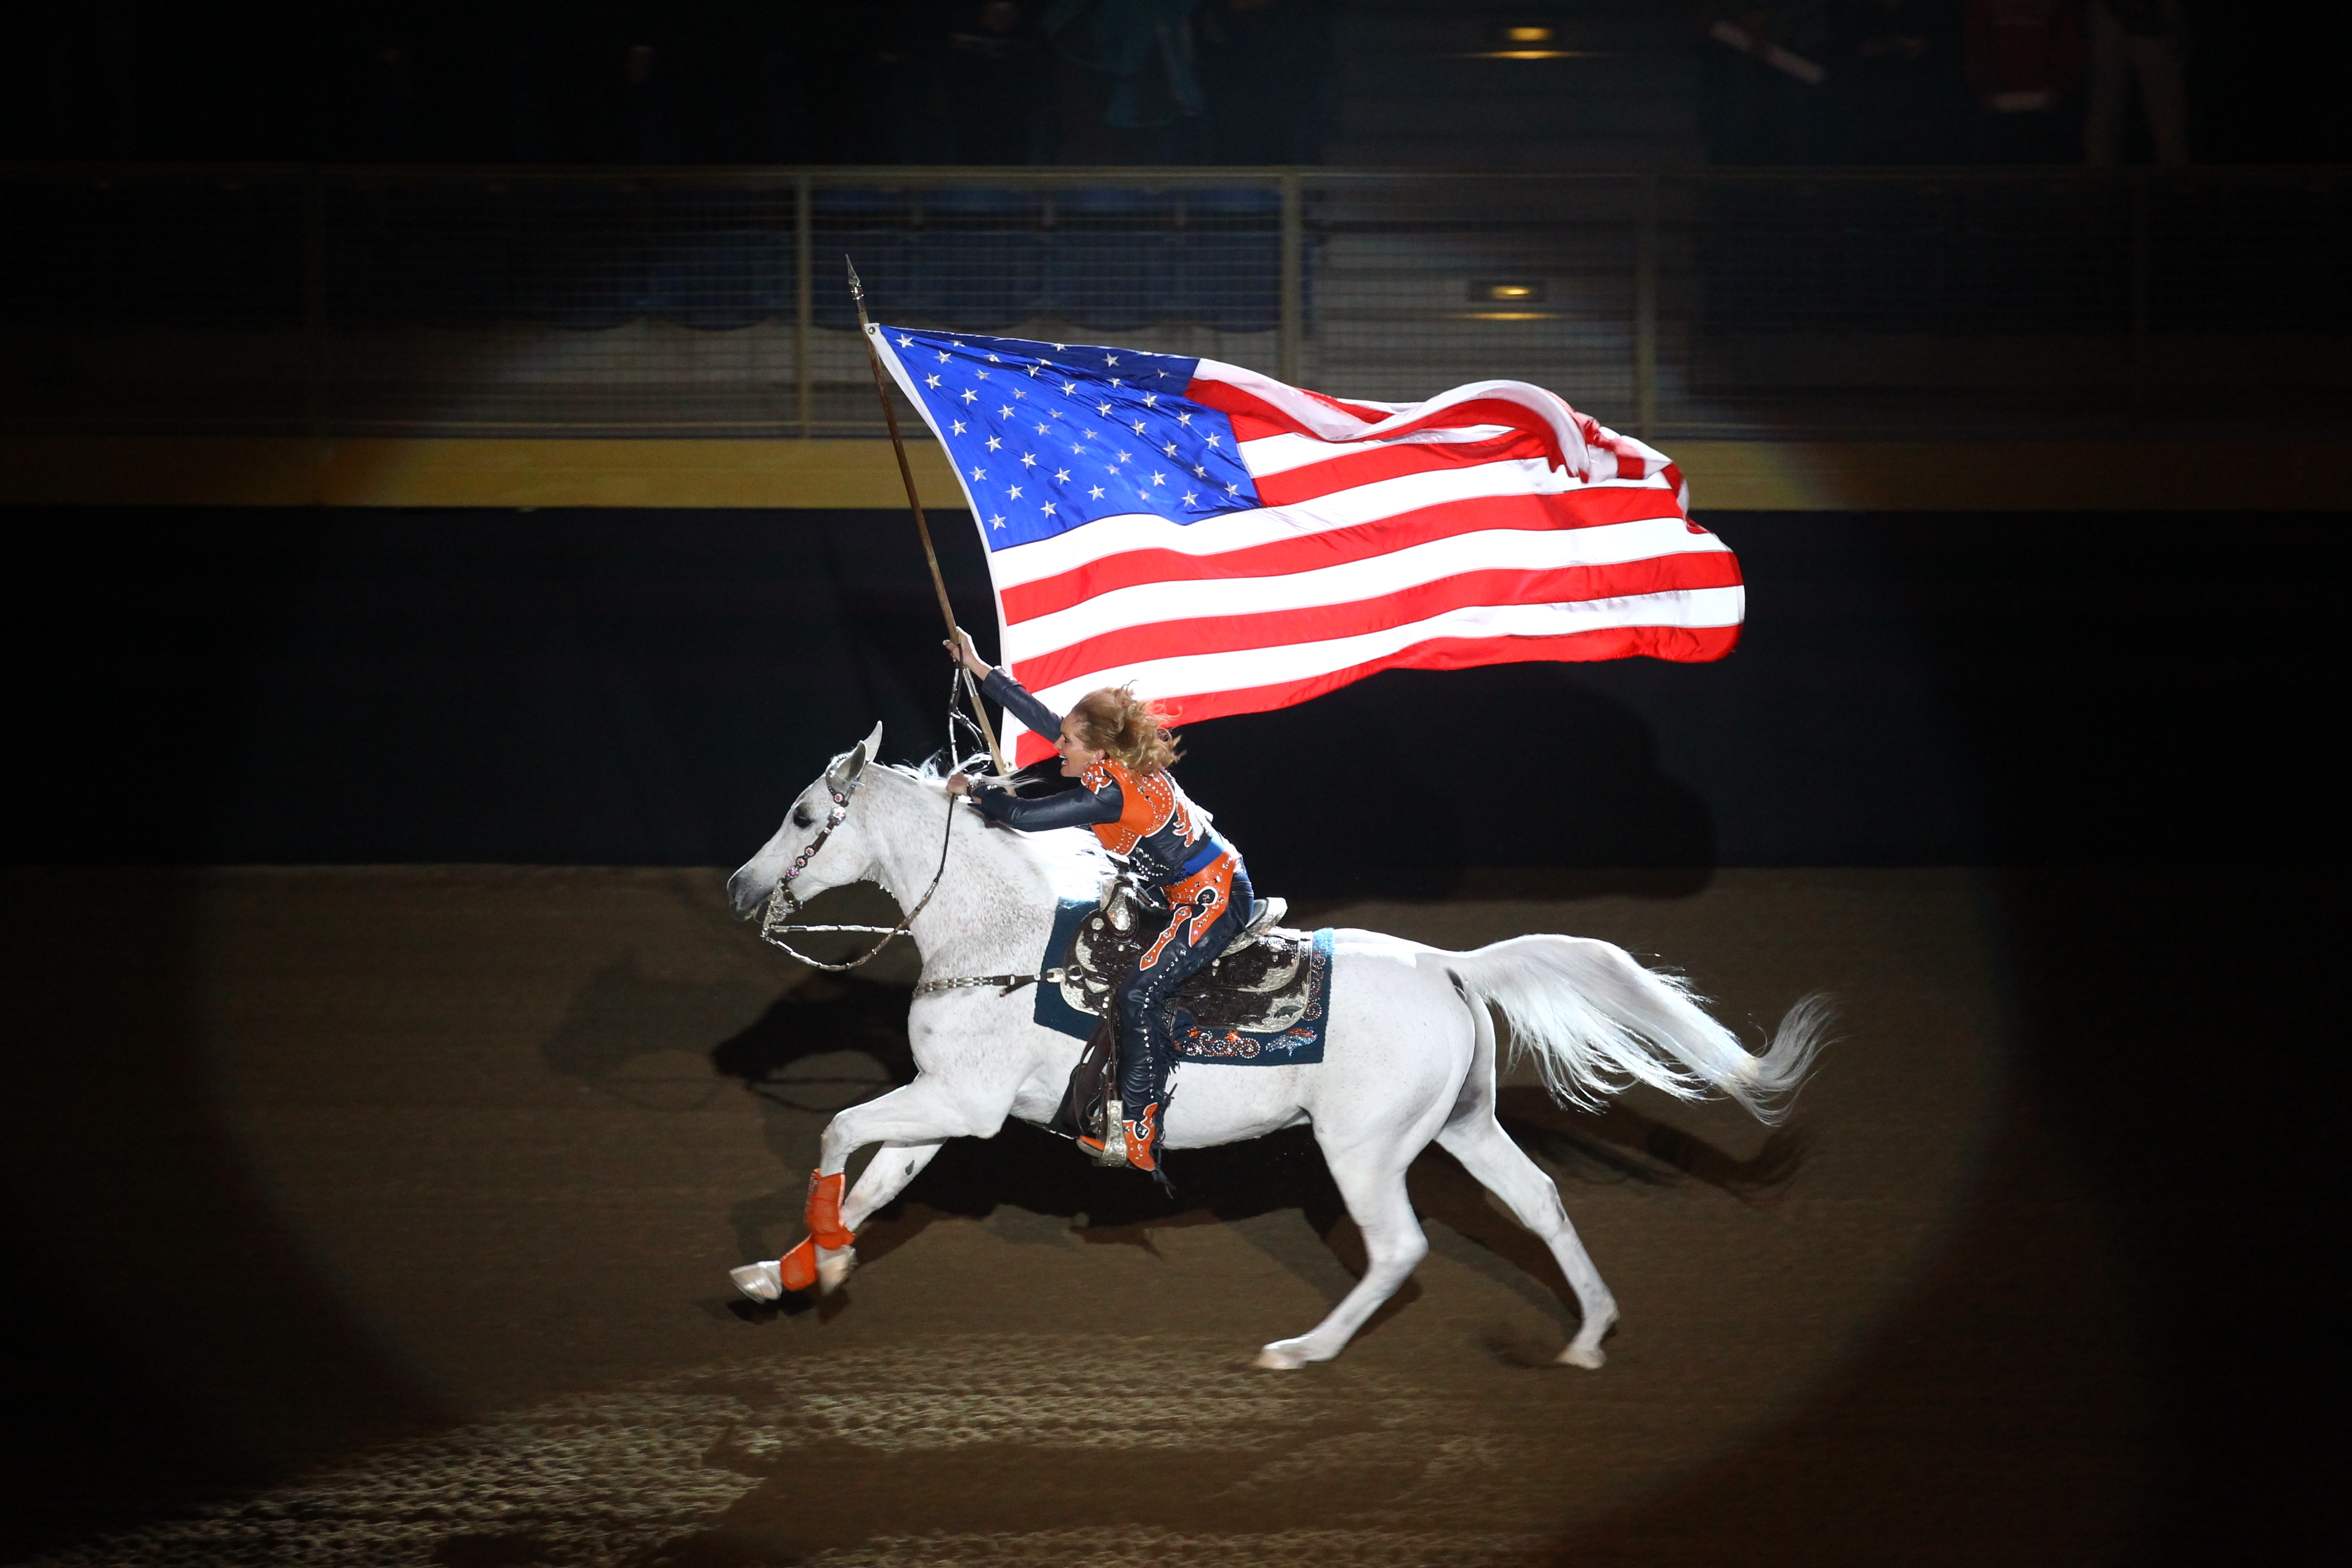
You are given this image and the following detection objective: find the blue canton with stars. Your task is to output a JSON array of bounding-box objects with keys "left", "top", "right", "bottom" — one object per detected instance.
[{"left": 878, "top": 325, "right": 1261, "bottom": 551}]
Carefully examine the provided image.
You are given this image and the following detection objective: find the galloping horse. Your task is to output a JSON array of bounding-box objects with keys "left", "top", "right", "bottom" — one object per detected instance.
[{"left": 725, "top": 726, "right": 1829, "bottom": 1370}]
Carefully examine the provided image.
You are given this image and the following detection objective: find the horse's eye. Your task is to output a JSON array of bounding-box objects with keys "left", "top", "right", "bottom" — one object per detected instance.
[{"left": 792, "top": 806, "right": 815, "bottom": 830}]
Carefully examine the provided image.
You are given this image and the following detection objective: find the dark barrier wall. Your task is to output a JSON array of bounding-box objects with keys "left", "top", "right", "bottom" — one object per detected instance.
[{"left": 6, "top": 505, "right": 2339, "bottom": 878}]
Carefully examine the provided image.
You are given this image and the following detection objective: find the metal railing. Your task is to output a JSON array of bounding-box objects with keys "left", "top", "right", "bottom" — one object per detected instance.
[{"left": 3, "top": 164, "right": 2344, "bottom": 441}]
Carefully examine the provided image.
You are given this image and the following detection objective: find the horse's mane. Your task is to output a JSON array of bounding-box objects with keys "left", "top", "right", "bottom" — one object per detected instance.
[{"left": 875, "top": 756, "right": 1113, "bottom": 901}]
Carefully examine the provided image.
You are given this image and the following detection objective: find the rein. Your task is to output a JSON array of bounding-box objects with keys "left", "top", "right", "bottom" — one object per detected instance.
[
  {"left": 753, "top": 668, "right": 987, "bottom": 973},
  {"left": 753, "top": 770, "right": 959, "bottom": 972},
  {"left": 761, "top": 788, "right": 1067, "bottom": 992}
]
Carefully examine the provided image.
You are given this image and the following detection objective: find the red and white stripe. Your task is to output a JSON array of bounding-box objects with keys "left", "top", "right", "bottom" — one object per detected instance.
[{"left": 977, "top": 357, "right": 1740, "bottom": 767}]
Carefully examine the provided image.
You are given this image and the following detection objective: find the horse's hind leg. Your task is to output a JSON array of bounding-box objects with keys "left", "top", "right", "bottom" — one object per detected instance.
[
  {"left": 1436, "top": 1115, "right": 1618, "bottom": 1368},
  {"left": 1256, "top": 1144, "right": 1430, "bottom": 1371}
]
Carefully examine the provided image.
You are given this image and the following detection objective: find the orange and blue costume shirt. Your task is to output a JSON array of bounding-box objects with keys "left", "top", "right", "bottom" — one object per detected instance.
[{"left": 973, "top": 668, "right": 1238, "bottom": 960}]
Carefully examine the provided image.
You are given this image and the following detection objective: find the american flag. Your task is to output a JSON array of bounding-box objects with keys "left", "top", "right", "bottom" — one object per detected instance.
[{"left": 870, "top": 323, "right": 1744, "bottom": 769}]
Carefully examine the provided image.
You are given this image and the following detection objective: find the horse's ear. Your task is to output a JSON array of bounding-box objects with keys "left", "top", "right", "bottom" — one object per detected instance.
[{"left": 826, "top": 721, "right": 883, "bottom": 791}]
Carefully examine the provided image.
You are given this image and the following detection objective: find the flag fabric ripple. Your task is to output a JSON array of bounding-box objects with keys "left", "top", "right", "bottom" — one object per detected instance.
[{"left": 870, "top": 322, "right": 1744, "bottom": 768}]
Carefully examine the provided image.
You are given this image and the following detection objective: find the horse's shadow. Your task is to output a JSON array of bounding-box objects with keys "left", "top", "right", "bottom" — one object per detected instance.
[
  {"left": 708, "top": 980, "right": 1808, "bottom": 1333},
  {"left": 710, "top": 974, "right": 919, "bottom": 1098}
]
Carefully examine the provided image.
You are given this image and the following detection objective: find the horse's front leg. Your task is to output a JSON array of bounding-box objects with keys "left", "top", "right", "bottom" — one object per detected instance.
[
  {"left": 806, "top": 1136, "right": 944, "bottom": 1292},
  {"left": 731, "top": 1074, "right": 1008, "bottom": 1301},
  {"left": 840, "top": 1139, "right": 944, "bottom": 1232}
]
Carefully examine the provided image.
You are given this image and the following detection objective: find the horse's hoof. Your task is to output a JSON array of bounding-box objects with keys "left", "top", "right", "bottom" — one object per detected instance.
[
  {"left": 816, "top": 1245, "right": 858, "bottom": 1294},
  {"left": 1557, "top": 1343, "right": 1606, "bottom": 1370},
  {"left": 729, "top": 1261, "right": 783, "bottom": 1302},
  {"left": 1253, "top": 1340, "right": 1311, "bottom": 1371}
]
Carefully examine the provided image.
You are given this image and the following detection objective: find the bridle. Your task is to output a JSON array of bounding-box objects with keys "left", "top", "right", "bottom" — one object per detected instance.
[
  {"left": 752, "top": 669, "right": 988, "bottom": 972},
  {"left": 753, "top": 749, "right": 960, "bottom": 972}
]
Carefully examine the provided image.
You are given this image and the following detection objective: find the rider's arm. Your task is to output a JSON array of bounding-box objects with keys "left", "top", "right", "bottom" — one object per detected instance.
[
  {"left": 969, "top": 664, "right": 1126, "bottom": 830},
  {"left": 973, "top": 777, "right": 1122, "bottom": 831},
  {"left": 979, "top": 667, "right": 1065, "bottom": 745}
]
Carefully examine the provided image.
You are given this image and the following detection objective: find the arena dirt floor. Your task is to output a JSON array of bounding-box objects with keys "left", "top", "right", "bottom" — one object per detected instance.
[{"left": 0, "top": 866, "right": 2329, "bottom": 1566}]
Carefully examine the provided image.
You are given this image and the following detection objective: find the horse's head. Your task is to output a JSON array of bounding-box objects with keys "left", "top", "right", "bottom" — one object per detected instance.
[{"left": 727, "top": 721, "right": 883, "bottom": 918}]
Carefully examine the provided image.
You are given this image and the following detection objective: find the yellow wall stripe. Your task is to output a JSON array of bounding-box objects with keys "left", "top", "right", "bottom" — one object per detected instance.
[{"left": 1, "top": 436, "right": 2342, "bottom": 511}]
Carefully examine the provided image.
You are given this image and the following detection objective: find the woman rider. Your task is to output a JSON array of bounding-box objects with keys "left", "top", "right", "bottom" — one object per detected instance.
[{"left": 945, "top": 632, "right": 1254, "bottom": 1177}]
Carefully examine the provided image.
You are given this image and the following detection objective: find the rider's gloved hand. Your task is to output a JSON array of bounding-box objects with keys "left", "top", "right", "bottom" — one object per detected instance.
[
  {"left": 946, "top": 771, "right": 1007, "bottom": 799},
  {"left": 944, "top": 629, "right": 993, "bottom": 680}
]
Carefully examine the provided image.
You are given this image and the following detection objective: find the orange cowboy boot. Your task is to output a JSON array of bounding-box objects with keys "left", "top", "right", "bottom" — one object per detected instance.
[{"left": 1121, "top": 1101, "right": 1162, "bottom": 1173}]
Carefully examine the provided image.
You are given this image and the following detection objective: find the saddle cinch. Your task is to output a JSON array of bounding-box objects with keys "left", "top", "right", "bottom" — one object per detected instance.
[{"left": 1047, "top": 884, "right": 1303, "bottom": 1146}]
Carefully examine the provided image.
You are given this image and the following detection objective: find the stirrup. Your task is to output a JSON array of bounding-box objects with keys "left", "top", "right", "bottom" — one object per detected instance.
[
  {"left": 1080, "top": 1098, "right": 1130, "bottom": 1166},
  {"left": 1221, "top": 896, "right": 1287, "bottom": 956}
]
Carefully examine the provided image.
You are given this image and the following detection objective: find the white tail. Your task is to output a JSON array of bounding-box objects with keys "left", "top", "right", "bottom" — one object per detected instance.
[{"left": 1448, "top": 935, "right": 1832, "bottom": 1125}]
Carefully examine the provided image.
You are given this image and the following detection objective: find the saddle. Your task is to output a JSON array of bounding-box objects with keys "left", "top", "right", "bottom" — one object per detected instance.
[
  {"left": 1047, "top": 884, "right": 1310, "bottom": 1150},
  {"left": 1058, "top": 883, "right": 1307, "bottom": 1034}
]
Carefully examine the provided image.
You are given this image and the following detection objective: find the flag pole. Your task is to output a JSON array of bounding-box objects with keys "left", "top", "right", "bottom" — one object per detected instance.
[{"left": 846, "top": 256, "right": 1010, "bottom": 778}]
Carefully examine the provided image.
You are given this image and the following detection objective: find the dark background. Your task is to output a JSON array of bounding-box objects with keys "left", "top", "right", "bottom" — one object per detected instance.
[
  {"left": 4, "top": 503, "right": 2336, "bottom": 880},
  {"left": 13, "top": 1, "right": 2347, "bottom": 168}
]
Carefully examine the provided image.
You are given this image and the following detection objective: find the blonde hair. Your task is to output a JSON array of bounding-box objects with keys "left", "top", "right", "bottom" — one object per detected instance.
[{"left": 1069, "top": 685, "right": 1180, "bottom": 775}]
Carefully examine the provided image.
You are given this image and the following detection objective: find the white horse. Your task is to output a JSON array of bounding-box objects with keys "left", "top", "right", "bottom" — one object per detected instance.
[{"left": 724, "top": 725, "right": 1829, "bottom": 1370}]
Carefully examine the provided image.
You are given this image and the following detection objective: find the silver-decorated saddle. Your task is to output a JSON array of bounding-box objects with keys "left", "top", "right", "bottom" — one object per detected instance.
[{"left": 1047, "top": 885, "right": 1335, "bottom": 1145}]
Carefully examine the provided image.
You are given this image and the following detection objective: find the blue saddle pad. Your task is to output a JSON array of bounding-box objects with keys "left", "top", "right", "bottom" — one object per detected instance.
[
  {"left": 1031, "top": 898, "right": 1105, "bottom": 1041},
  {"left": 1168, "top": 925, "right": 1335, "bottom": 1066}
]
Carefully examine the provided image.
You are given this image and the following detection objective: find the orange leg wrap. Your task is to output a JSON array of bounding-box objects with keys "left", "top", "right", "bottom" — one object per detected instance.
[
  {"left": 806, "top": 1169, "right": 855, "bottom": 1250},
  {"left": 776, "top": 1236, "right": 819, "bottom": 1293}
]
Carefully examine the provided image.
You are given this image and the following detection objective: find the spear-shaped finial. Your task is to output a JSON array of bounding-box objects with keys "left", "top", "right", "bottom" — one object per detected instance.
[{"left": 845, "top": 254, "right": 865, "bottom": 311}]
